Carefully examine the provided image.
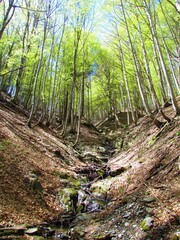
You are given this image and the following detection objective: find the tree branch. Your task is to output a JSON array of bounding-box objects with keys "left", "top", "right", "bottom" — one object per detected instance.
[
  {"left": 0, "top": 66, "right": 26, "bottom": 77},
  {"left": 166, "top": 0, "right": 179, "bottom": 13},
  {"left": 13, "top": 5, "right": 47, "bottom": 12}
]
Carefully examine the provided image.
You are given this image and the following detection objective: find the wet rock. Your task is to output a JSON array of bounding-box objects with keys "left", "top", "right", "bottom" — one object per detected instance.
[
  {"left": 0, "top": 226, "right": 25, "bottom": 237},
  {"left": 86, "top": 198, "right": 106, "bottom": 212},
  {"left": 59, "top": 188, "right": 78, "bottom": 212},
  {"left": 54, "top": 232, "right": 69, "bottom": 239},
  {"left": 38, "top": 225, "right": 55, "bottom": 237},
  {"left": 75, "top": 165, "right": 104, "bottom": 181},
  {"left": 76, "top": 189, "right": 87, "bottom": 212},
  {"left": 91, "top": 179, "right": 111, "bottom": 198},
  {"left": 77, "top": 189, "right": 87, "bottom": 202},
  {"left": 59, "top": 212, "right": 76, "bottom": 227},
  {"left": 70, "top": 213, "right": 90, "bottom": 228},
  {"left": 140, "top": 216, "right": 154, "bottom": 231},
  {"left": 25, "top": 227, "right": 39, "bottom": 235},
  {"left": 117, "top": 230, "right": 125, "bottom": 238}
]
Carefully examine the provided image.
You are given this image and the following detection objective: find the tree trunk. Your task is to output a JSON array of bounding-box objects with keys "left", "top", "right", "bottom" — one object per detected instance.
[
  {"left": 143, "top": 0, "right": 180, "bottom": 115},
  {"left": 120, "top": 0, "right": 163, "bottom": 128}
]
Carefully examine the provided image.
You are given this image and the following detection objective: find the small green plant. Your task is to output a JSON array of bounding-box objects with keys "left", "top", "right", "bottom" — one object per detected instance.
[
  {"left": 0, "top": 139, "right": 9, "bottom": 151},
  {"left": 176, "top": 131, "right": 180, "bottom": 137}
]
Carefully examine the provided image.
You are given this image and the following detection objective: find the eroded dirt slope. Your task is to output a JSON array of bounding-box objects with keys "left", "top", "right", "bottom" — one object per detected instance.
[
  {"left": 0, "top": 100, "right": 86, "bottom": 226},
  {"left": 0, "top": 97, "right": 179, "bottom": 240}
]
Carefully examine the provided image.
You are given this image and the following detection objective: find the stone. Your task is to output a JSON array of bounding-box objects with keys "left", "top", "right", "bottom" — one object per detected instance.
[
  {"left": 0, "top": 226, "right": 24, "bottom": 237},
  {"left": 38, "top": 225, "right": 55, "bottom": 237},
  {"left": 54, "top": 232, "right": 69, "bottom": 239},
  {"left": 76, "top": 189, "right": 87, "bottom": 212},
  {"left": 25, "top": 227, "right": 39, "bottom": 235},
  {"left": 143, "top": 197, "right": 156, "bottom": 203},
  {"left": 59, "top": 187, "right": 78, "bottom": 211},
  {"left": 98, "top": 146, "right": 106, "bottom": 153},
  {"left": 86, "top": 198, "right": 106, "bottom": 212},
  {"left": 25, "top": 173, "right": 43, "bottom": 192},
  {"left": 146, "top": 207, "right": 154, "bottom": 214},
  {"left": 140, "top": 216, "right": 154, "bottom": 231},
  {"left": 124, "top": 222, "right": 129, "bottom": 227},
  {"left": 91, "top": 179, "right": 111, "bottom": 198},
  {"left": 70, "top": 213, "right": 90, "bottom": 228},
  {"left": 123, "top": 212, "right": 131, "bottom": 219}
]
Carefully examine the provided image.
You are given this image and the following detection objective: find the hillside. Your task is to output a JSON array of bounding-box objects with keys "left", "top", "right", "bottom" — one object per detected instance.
[{"left": 0, "top": 97, "right": 179, "bottom": 240}]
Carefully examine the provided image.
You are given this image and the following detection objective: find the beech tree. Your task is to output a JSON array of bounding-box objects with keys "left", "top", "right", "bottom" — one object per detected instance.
[
  {"left": 0, "top": 0, "right": 16, "bottom": 40},
  {"left": 0, "top": 0, "right": 179, "bottom": 133}
]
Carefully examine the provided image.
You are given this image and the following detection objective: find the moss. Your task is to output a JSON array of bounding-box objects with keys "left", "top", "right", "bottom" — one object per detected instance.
[
  {"left": 0, "top": 227, "right": 24, "bottom": 237},
  {"left": 97, "top": 169, "right": 105, "bottom": 177},
  {"left": 59, "top": 187, "right": 78, "bottom": 211},
  {"left": 91, "top": 179, "right": 111, "bottom": 199},
  {"left": 69, "top": 176, "right": 81, "bottom": 189},
  {"left": 0, "top": 139, "right": 10, "bottom": 151},
  {"left": 53, "top": 171, "right": 69, "bottom": 179},
  {"left": 176, "top": 131, "right": 180, "bottom": 137},
  {"left": 33, "top": 236, "right": 45, "bottom": 240}
]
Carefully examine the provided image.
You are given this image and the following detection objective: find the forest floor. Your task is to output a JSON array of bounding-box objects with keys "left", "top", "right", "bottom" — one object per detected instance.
[{"left": 0, "top": 95, "right": 179, "bottom": 240}]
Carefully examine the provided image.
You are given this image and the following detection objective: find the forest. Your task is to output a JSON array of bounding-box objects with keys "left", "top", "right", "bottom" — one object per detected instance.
[
  {"left": 0, "top": 0, "right": 180, "bottom": 240},
  {"left": 1, "top": 0, "right": 180, "bottom": 134}
]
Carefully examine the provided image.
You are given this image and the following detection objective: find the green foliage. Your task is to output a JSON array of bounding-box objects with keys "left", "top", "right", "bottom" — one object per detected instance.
[
  {"left": 0, "top": 0, "right": 178, "bottom": 127},
  {"left": 176, "top": 132, "right": 180, "bottom": 137}
]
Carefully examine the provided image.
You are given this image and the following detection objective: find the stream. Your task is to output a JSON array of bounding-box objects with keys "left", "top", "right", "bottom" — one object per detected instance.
[{"left": 48, "top": 138, "right": 116, "bottom": 239}]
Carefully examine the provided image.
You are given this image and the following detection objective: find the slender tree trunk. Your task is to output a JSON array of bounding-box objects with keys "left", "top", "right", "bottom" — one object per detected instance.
[
  {"left": 48, "top": 18, "right": 66, "bottom": 125},
  {"left": 136, "top": 11, "right": 171, "bottom": 123},
  {"left": 27, "top": 21, "right": 47, "bottom": 127},
  {"left": 143, "top": 0, "right": 180, "bottom": 115},
  {"left": 120, "top": 0, "right": 163, "bottom": 128},
  {"left": 62, "top": 28, "right": 81, "bottom": 135},
  {"left": 114, "top": 23, "right": 137, "bottom": 124},
  {"left": 0, "top": 0, "right": 15, "bottom": 40}
]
